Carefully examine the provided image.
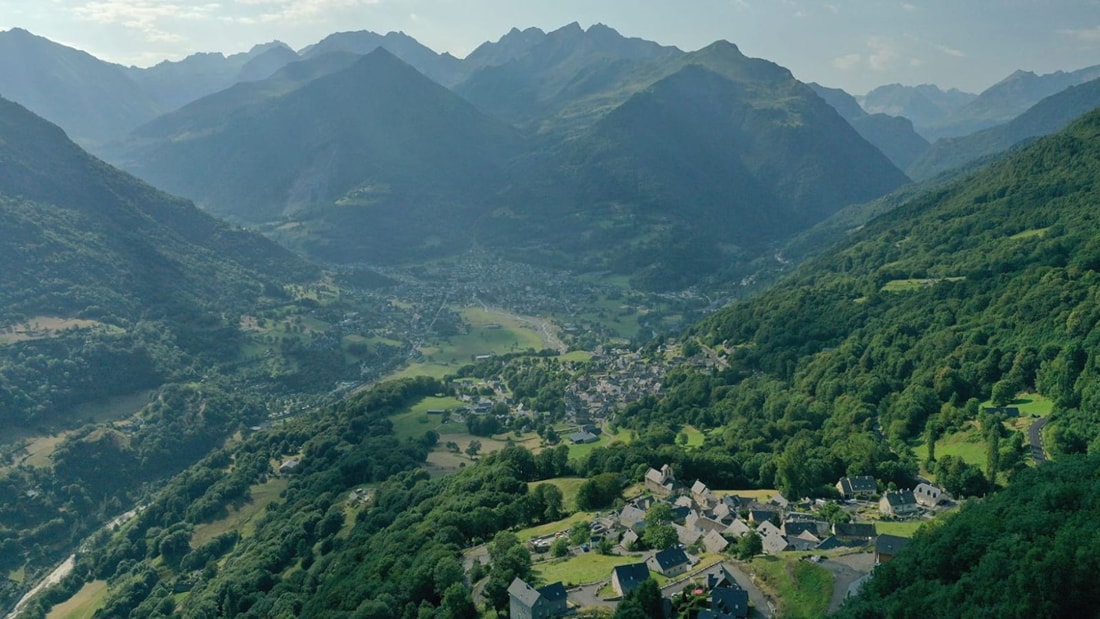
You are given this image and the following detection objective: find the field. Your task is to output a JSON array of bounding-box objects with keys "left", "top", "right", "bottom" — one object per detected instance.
[
  {"left": 1009, "top": 227, "right": 1050, "bottom": 240},
  {"left": 912, "top": 421, "right": 987, "bottom": 472},
  {"left": 534, "top": 551, "right": 645, "bottom": 587},
  {"left": 881, "top": 277, "right": 965, "bottom": 292},
  {"left": 383, "top": 307, "right": 548, "bottom": 381},
  {"left": 525, "top": 477, "right": 588, "bottom": 511},
  {"left": 681, "top": 425, "right": 707, "bottom": 448},
  {"left": 750, "top": 556, "right": 832, "bottom": 619},
  {"left": 566, "top": 427, "right": 634, "bottom": 460},
  {"left": 190, "top": 477, "right": 289, "bottom": 547},
  {"left": 0, "top": 317, "right": 121, "bottom": 345},
  {"left": 46, "top": 580, "right": 108, "bottom": 619}
]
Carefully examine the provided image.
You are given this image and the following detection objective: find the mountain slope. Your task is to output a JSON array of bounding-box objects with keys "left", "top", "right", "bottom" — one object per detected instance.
[
  {"left": 907, "top": 77, "right": 1100, "bottom": 180},
  {"left": 481, "top": 48, "right": 909, "bottom": 288},
  {"left": 922, "top": 64, "right": 1100, "bottom": 139},
  {"left": 810, "top": 82, "right": 930, "bottom": 170},
  {"left": 455, "top": 22, "right": 682, "bottom": 132},
  {"left": 0, "top": 96, "right": 314, "bottom": 422},
  {"left": 0, "top": 28, "right": 163, "bottom": 146},
  {"left": 111, "top": 49, "right": 524, "bottom": 262},
  {"left": 858, "top": 83, "right": 975, "bottom": 135},
  {"left": 300, "top": 30, "right": 465, "bottom": 86},
  {"left": 125, "top": 42, "right": 297, "bottom": 110}
]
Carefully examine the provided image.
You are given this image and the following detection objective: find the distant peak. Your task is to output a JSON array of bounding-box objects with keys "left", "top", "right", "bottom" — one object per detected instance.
[
  {"left": 702, "top": 40, "right": 743, "bottom": 54},
  {"left": 558, "top": 22, "right": 584, "bottom": 34}
]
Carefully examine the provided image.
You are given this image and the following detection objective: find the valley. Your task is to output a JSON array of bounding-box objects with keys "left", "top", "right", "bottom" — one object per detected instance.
[{"left": 1, "top": 12, "right": 1100, "bottom": 619}]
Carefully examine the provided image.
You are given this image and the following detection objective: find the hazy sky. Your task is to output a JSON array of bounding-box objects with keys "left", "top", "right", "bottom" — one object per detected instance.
[{"left": 2, "top": 0, "right": 1098, "bottom": 94}]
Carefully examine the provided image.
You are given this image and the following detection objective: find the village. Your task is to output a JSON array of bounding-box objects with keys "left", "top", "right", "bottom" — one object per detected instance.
[{"left": 506, "top": 466, "right": 955, "bottom": 618}]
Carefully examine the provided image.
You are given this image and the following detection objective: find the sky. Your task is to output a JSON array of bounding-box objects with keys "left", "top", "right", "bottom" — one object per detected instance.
[{"left": 1, "top": 0, "right": 1099, "bottom": 94}]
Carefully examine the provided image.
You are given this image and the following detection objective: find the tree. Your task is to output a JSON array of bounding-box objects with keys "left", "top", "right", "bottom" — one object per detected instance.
[
  {"left": 439, "top": 583, "right": 477, "bottom": 619},
  {"left": 819, "top": 501, "right": 851, "bottom": 525},
  {"left": 465, "top": 440, "right": 481, "bottom": 459},
  {"left": 642, "top": 523, "right": 677, "bottom": 550},
  {"left": 569, "top": 520, "right": 591, "bottom": 546},
  {"left": 734, "top": 531, "right": 763, "bottom": 559},
  {"left": 551, "top": 537, "right": 570, "bottom": 558},
  {"left": 531, "top": 483, "right": 564, "bottom": 522}
]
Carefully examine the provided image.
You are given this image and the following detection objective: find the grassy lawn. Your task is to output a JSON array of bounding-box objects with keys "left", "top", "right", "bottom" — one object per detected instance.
[
  {"left": 534, "top": 552, "right": 646, "bottom": 587},
  {"left": 750, "top": 556, "right": 832, "bottom": 619},
  {"left": 1009, "top": 227, "right": 1050, "bottom": 240},
  {"left": 560, "top": 350, "right": 595, "bottom": 363},
  {"left": 874, "top": 520, "right": 926, "bottom": 538},
  {"left": 527, "top": 477, "right": 589, "bottom": 512},
  {"left": 191, "top": 477, "right": 288, "bottom": 547},
  {"left": 682, "top": 425, "right": 706, "bottom": 448},
  {"left": 46, "top": 580, "right": 108, "bottom": 619},
  {"left": 408, "top": 396, "right": 465, "bottom": 415}
]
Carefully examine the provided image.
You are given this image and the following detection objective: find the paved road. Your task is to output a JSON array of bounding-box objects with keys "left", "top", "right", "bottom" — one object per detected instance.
[
  {"left": 820, "top": 553, "right": 875, "bottom": 614},
  {"left": 1028, "top": 417, "right": 1049, "bottom": 463}
]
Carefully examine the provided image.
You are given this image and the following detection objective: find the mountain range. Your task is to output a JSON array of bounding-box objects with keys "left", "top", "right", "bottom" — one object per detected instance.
[{"left": 96, "top": 27, "right": 906, "bottom": 289}]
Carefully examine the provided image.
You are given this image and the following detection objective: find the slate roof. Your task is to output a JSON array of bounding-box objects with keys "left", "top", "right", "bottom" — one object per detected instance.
[
  {"left": 834, "top": 523, "right": 877, "bottom": 539},
  {"left": 709, "top": 586, "right": 750, "bottom": 619},
  {"left": 508, "top": 577, "right": 541, "bottom": 607},
  {"left": 875, "top": 534, "right": 910, "bottom": 556},
  {"left": 612, "top": 562, "right": 651, "bottom": 592},
  {"left": 651, "top": 547, "right": 690, "bottom": 572},
  {"left": 837, "top": 475, "right": 878, "bottom": 496},
  {"left": 703, "top": 530, "right": 730, "bottom": 553},
  {"left": 538, "top": 582, "right": 567, "bottom": 602},
  {"left": 882, "top": 490, "right": 917, "bottom": 508}
]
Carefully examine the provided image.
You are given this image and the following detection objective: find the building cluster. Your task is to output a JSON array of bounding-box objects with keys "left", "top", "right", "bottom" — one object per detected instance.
[{"left": 565, "top": 348, "right": 670, "bottom": 424}]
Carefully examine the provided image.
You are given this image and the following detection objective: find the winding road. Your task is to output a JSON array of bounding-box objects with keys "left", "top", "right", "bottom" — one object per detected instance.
[{"left": 1028, "top": 417, "right": 1049, "bottom": 463}]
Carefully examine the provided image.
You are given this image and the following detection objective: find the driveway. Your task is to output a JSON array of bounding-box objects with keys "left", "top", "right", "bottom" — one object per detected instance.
[
  {"left": 820, "top": 552, "right": 875, "bottom": 614},
  {"left": 1028, "top": 417, "right": 1049, "bottom": 463}
]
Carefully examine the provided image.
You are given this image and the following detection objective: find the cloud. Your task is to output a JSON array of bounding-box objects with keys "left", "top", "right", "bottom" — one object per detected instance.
[
  {"left": 245, "top": 0, "right": 381, "bottom": 23},
  {"left": 931, "top": 42, "right": 965, "bottom": 57},
  {"left": 832, "top": 53, "right": 861, "bottom": 70},
  {"left": 901, "top": 2, "right": 917, "bottom": 11},
  {"left": 867, "top": 35, "right": 901, "bottom": 71},
  {"left": 72, "top": 1, "right": 220, "bottom": 43},
  {"left": 1059, "top": 26, "right": 1100, "bottom": 44}
]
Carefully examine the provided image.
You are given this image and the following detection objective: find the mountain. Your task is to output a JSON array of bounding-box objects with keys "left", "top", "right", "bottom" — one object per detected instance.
[
  {"left": 464, "top": 26, "right": 549, "bottom": 68},
  {"left": 858, "top": 83, "right": 976, "bottom": 135},
  {"left": 809, "top": 82, "right": 930, "bottom": 170},
  {"left": 0, "top": 28, "right": 164, "bottom": 147},
  {"left": 108, "top": 48, "right": 524, "bottom": 262},
  {"left": 454, "top": 22, "right": 682, "bottom": 133},
  {"left": 125, "top": 41, "right": 298, "bottom": 111},
  {"left": 908, "top": 77, "right": 1100, "bottom": 180},
  {"left": 299, "top": 30, "right": 465, "bottom": 86},
  {"left": 921, "top": 64, "right": 1100, "bottom": 139},
  {"left": 0, "top": 95, "right": 314, "bottom": 423},
  {"left": 478, "top": 43, "right": 909, "bottom": 289},
  {"left": 108, "top": 36, "right": 907, "bottom": 289}
]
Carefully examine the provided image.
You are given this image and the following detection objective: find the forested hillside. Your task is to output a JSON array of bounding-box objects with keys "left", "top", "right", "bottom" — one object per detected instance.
[{"left": 616, "top": 107, "right": 1100, "bottom": 499}]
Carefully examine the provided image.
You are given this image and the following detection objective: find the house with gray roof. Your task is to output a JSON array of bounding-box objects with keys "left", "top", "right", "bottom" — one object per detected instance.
[
  {"left": 648, "top": 547, "right": 691, "bottom": 577},
  {"left": 611, "top": 562, "right": 651, "bottom": 597},
  {"left": 698, "top": 586, "right": 750, "bottom": 619},
  {"left": 836, "top": 475, "right": 878, "bottom": 498},
  {"left": 508, "top": 577, "right": 568, "bottom": 619},
  {"left": 879, "top": 490, "right": 919, "bottom": 516}
]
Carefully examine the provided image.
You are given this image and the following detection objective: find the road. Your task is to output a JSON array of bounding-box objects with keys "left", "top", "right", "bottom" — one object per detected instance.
[
  {"left": 820, "top": 552, "right": 875, "bottom": 614},
  {"left": 1028, "top": 417, "right": 1049, "bottom": 463},
  {"left": 4, "top": 507, "right": 141, "bottom": 619}
]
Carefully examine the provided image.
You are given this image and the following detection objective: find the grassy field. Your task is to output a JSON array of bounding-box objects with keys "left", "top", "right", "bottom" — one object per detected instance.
[
  {"left": 526, "top": 477, "right": 588, "bottom": 512},
  {"left": 874, "top": 520, "right": 926, "bottom": 538},
  {"left": 566, "top": 427, "right": 634, "bottom": 460},
  {"left": 913, "top": 422, "right": 986, "bottom": 473},
  {"left": 682, "top": 425, "right": 707, "bottom": 448},
  {"left": 560, "top": 351, "right": 595, "bottom": 363},
  {"left": 881, "top": 277, "right": 965, "bottom": 292},
  {"left": 534, "top": 551, "right": 646, "bottom": 587},
  {"left": 0, "top": 317, "right": 121, "bottom": 345},
  {"left": 1009, "top": 227, "right": 1050, "bottom": 240},
  {"left": 190, "top": 477, "right": 289, "bottom": 547},
  {"left": 517, "top": 511, "right": 598, "bottom": 542},
  {"left": 750, "top": 556, "right": 832, "bottom": 619},
  {"left": 46, "top": 580, "right": 108, "bottom": 619},
  {"left": 383, "top": 307, "right": 548, "bottom": 381}
]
